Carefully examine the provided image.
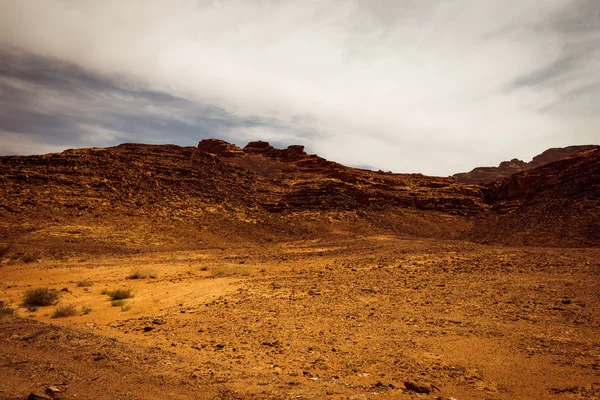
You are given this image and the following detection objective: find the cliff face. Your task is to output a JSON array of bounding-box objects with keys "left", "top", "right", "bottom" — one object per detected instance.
[
  {"left": 453, "top": 145, "right": 597, "bottom": 184},
  {"left": 0, "top": 139, "right": 598, "bottom": 251}
]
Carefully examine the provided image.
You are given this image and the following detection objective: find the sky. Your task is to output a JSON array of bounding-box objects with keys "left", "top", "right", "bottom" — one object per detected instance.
[{"left": 0, "top": 0, "right": 599, "bottom": 176}]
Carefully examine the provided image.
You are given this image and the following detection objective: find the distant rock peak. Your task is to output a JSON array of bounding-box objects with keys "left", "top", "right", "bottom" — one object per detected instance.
[{"left": 198, "top": 139, "right": 309, "bottom": 162}]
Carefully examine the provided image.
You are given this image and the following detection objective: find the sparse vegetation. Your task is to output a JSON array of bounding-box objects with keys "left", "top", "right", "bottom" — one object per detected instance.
[
  {"left": 21, "top": 254, "right": 38, "bottom": 263},
  {"left": 103, "top": 288, "right": 134, "bottom": 300},
  {"left": 111, "top": 299, "right": 126, "bottom": 307},
  {"left": 210, "top": 265, "right": 252, "bottom": 277},
  {"left": 0, "top": 244, "right": 11, "bottom": 260},
  {"left": 0, "top": 301, "right": 16, "bottom": 316},
  {"left": 81, "top": 305, "right": 93, "bottom": 315},
  {"left": 127, "top": 268, "right": 157, "bottom": 279},
  {"left": 77, "top": 279, "right": 94, "bottom": 287},
  {"left": 111, "top": 299, "right": 131, "bottom": 311},
  {"left": 6, "top": 253, "right": 38, "bottom": 265},
  {"left": 51, "top": 303, "right": 78, "bottom": 318},
  {"left": 22, "top": 287, "right": 59, "bottom": 308}
]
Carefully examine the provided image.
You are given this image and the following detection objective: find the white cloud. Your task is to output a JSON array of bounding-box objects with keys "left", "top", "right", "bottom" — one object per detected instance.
[{"left": 1, "top": 0, "right": 598, "bottom": 175}]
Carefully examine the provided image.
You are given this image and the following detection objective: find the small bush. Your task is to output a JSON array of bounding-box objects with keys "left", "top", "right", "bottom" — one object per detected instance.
[
  {"left": 81, "top": 305, "right": 93, "bottom": 315},
  {"left": 104, "top": 288, "right": 133, "bottom": 300},
  {"left": 0, "top": 244, "right": 10, "bottom": 260},
  {"left": 121, "top": 303, "right": 131, "bottom": 311},
  {"left": 23, "top": 288, "right": 59, "bottom": 307},
  {"left": 51, "top": 303, "right": 78, "bottom": 318},
  {"left": 210, "top": 265, "right": 252, "bottom": 277},
  {"left": 0, "top": 301, "right": 16, "bottom": 316},
  {"left": 21, "top": 254, "right": 38, "bottom": 263},
  {"left": 127, "top": 268, "right": 157, "bottom": 280},
  {"left": 77, "top": 279, "right": 93, "bottom": 287},
  {"left": 111, "top": 299, "right": 125, "bottom": 307}
]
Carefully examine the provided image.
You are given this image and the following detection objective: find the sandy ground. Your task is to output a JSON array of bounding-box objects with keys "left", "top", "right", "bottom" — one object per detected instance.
[{"left": 1, "top": 236, "right": 599, "bottom": 399}]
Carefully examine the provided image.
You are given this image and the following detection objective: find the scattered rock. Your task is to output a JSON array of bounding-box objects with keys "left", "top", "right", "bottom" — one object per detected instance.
[
  {"left": 404, "top": 380, "right": 436, "bottom": 394},
  {"left": 45, "top": 386, "right": 61, "bottom": 395},
  {"left": 152, "top": 319, "right": 166, "bottom": 325},
  {"left": 143, "top": 326, "right": 153, "bottom": 332}
]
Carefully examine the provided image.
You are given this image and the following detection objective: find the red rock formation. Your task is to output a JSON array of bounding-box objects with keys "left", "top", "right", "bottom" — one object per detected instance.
[{"left": 453, "top": 145, "right": 597, "bottom": 184}]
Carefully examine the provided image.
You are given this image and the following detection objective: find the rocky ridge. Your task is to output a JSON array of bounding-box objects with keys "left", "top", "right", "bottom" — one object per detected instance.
[
  {"left": 453, "top": 145, "right": 597, "bottom": 184},
  {"left": 0, "top": 139, "right": 598, "bottom": 251}
]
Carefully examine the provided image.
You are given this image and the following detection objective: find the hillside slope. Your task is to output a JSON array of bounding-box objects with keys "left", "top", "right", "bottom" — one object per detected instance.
[{"left": 0, "top": 139, "right": 598, "bottom": 252}]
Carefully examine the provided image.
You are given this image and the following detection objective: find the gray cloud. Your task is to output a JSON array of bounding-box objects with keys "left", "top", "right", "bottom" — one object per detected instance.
[
  {"left": 0, "top": 0, "right": 598, "bottom": 175},
  {"left": 0, "top": 47, "right": 308, "bottom": 154}
]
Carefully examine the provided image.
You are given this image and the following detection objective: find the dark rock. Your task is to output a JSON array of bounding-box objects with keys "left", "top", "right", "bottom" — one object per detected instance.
[
  {"left": 143, "top": 326, "right": 153, "bottom": 332},
  {"left": 27, "top": 393, "right": 52, "bottom": 400},
  {"left": 404, "top": 380, "right": 432, "bottom": 394}
]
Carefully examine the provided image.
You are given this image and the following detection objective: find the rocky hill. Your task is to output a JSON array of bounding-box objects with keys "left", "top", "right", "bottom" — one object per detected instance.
[
  {"left": 0, "top": 139, "right": 598, "bottom": 253},
  {"left": 453, "top": 145, "right": 597, "bottom": 183},
  {"left": 472, "top": 146, "right": 600, "bottom": 246}
]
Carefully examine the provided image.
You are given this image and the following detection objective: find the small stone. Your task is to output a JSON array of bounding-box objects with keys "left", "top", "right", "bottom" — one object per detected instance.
[
  {"left": 152, "top": 319, "right": 166, "bottom": 325},
  {"left": 143, "top": 326, "right": 153, "bottom": 332},
  {"left": 404, "top": 380, "right": 432, "bottom": 394},
  {"left": 45, "top": 386, "right": 61, "bottom": 395}
]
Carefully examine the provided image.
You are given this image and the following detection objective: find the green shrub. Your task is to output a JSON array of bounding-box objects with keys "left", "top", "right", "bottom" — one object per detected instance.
[
  {"left": 104, "top": 288, "right": 133, "bottom": 300},
  {"left": 77, "top": 279, "right": 93, "bottom": 287},
  {"left": 0, "top": 301, "right": 15, "bottom": 316},
  {"left": 111, "top": 299, "right": 125, "bottom": 307},
  {"left": 127, "top": 268, "right": 157, "bottom": 280},
  {"left": 23, "top": 288, "right": 59, "bottom": 308},
  {"left": 51, "top": 303, "right": 78, "bottom": 318},
  {"left": 81, "top": 305, "right": 93, "bottom": 315}
]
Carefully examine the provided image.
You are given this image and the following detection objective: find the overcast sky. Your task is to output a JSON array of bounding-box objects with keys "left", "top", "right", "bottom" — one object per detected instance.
[{"left": 1, "top": 0, "right": 598, "bottom": 175}]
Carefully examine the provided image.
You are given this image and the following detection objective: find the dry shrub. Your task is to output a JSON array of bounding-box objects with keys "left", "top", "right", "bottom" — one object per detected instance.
[
  {"left": 210, "top": 265, "right": 252, "bottom": 277},
  {"left": 0, "top": 301, "right": 16, "bottom": 316},
  {"left": 23, "top": 288, "right": 59, "bottom": 308},
  {"left": 127, "top": 268, "right": 157, "bottom": 279},
  {"left": 77, "top": 279, "right": 94, "bottom": 287},
  {"left": 0, "top": 244, "right": 10, "bottom": 260},
  {"left": 104, "top": 288, "right": 134, "bottom": 300},
  {"left": 51, "top": 303, "right": 78, "bottom": 318}
]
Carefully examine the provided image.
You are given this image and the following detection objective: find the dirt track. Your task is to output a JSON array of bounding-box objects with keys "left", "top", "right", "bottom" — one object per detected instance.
[{"left": 1, "top": 236, "right": 599, "bottom": 399}]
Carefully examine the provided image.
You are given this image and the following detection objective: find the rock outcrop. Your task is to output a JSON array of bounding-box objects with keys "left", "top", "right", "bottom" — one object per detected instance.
[
  {"left": 471, "top": 147, "right": 600, "bottom": 246},
  {"left": 453, "top": 145, "right": 597, "bottom": 184}
]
